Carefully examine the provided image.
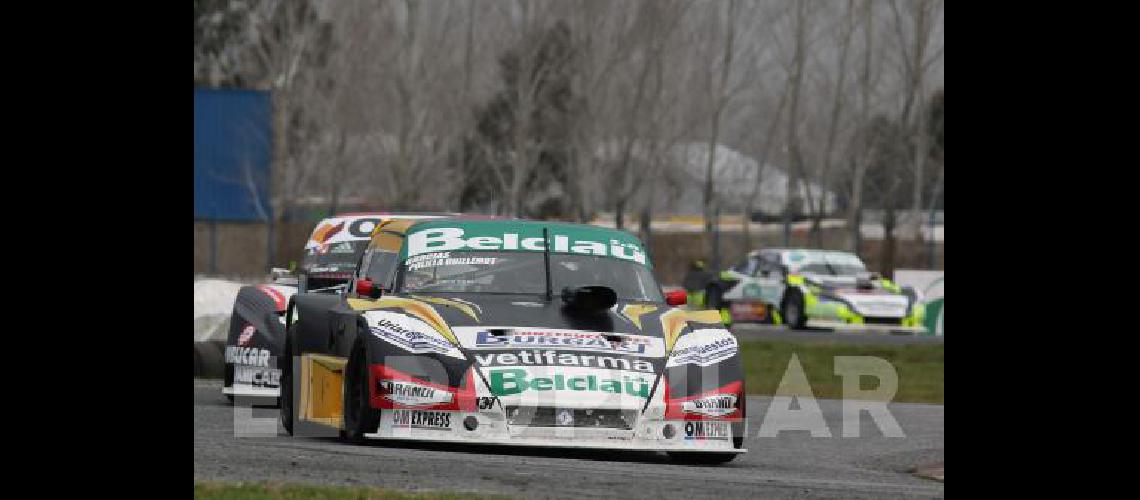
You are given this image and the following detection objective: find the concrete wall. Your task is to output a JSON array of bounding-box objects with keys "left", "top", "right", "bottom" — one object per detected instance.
[{"left": 194, "top": 221, "right": 271, "bottom": 276}]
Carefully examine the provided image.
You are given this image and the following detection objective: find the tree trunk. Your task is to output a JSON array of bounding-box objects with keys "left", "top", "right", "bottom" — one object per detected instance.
[
  {"left": 783, "top": 0, "right": 807, "bottom": 248},
  {"left": 881, "top": 207, "right": 896, "bottom": 279},
  {"left": 615, "top": 199, "right": 625, "bottom": 230},
  {"left": 704, "top": 0, "right": 738, "bottom": 258}
]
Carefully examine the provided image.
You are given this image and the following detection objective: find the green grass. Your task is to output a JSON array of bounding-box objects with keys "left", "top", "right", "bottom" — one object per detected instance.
[
  {"left": 194, "top": 482, "right": 509, "bottom": 500},
  {"left": 738, "top": 340, "right": 944, "bottom": 404}
]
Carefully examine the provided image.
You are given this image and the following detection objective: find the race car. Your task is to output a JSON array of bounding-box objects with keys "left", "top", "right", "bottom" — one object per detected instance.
[
  {"left": 222, "top": 212, "right": 453, "bottom": 402},
  {"left": 280, "top": 218, "right": 746, "bottom": 463},
  {"left": 694, "top": 249, "right": 925, "bottom": 333}
]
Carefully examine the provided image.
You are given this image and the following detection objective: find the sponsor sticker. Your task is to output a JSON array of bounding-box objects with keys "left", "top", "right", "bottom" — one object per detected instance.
[
  {"left": 226, "top": 346, "right": 271, "bottom": 368},
  {"left": 234, "top": 366, "right": 281, "bottom": 388},
  {"left": 405, "top": 226, "right": 648, "bottom": 265},
  {"left": 391, "top": 410, "right": 452, "bottom": 431},
  {"left": 473, "top": 350, "right": 654, "bottom": 373},
  {"left": 367, "top": 313, "right": 462, "bottom": 358},
  {"left": 681, "top": 394, "right": 738, "bottom": 417},
  {"left": 684, "top": 421, "right": 730, "bottom": 440},
  {"left": 487, "top": 368, "right": 651, "bottom": 398},
  {"left": 379, "top": 379, "right": 454, "bottom": 407},
  {"left": 666, "top": 330, "right": 738, "bottom": 367},
  {"left": 406, "top": 251, "right": 500, "bottom": 271},
  {"left": 462, "top": 328, "right": 660, "bottom": 357},
  {"left": 238, "top": 324, "right": 256, "bottom": 347}
]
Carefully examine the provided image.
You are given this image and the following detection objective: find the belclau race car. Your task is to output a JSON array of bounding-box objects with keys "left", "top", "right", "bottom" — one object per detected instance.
[
  {"left": 222, "top": 212, "right": 452, "bottom": 401},
  {"left": 280, "top": 218, "right": 746, "bottom": 463},
  {"left": 697, "top": 249, "right": 925, "bottom": 333}
]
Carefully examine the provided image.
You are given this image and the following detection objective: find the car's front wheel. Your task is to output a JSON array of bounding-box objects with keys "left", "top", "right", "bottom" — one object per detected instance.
[
  {"left": 705, "top": 285, "right": 723, "bottom": 310},
  {"left": 279, "top": 331, "right": 295, "bottom": 435},
  {"left": 342, "top": 342, "right": 381, "bottom": 444},
  {"left": 782, "top": 290, "right": 807, "bottom": 330}
]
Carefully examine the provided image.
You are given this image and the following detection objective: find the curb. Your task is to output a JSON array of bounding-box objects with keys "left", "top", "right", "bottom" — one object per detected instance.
[{"left": 194, "top": 340, "right": 226, "bottom": 379}]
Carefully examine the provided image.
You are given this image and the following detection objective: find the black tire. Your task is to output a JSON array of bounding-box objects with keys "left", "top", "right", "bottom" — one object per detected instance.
[
  {"left": 279, "top": 329, "right": 295, "bottom": 435},
  {"left": 342, "top": 342, "right": 381, "bottom": 444},
  {"left": 782, "top": 290, "right": 808, "bottom": 330},
  {"left": 705, "top": 285, "right": 723, "bottom": 310}
]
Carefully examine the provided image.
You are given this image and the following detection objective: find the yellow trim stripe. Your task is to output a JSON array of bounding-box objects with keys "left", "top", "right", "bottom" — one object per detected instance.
[
  {"left": 619, "top": 304, "right": 658, "bottom": 330},
  {"left": 348, "top": 297, "right": 460, "bottom": 346}
]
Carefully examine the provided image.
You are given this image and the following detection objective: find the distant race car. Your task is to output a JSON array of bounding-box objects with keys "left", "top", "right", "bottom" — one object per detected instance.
[
  {"left": 222, "top": 212, "right": 452, "bottom": 402},
  {"left": 693, "top": 249, "right": 925, "bottom": 333},
  {"left": 280, "top": 218, "right": 746, "bottom": 463}
]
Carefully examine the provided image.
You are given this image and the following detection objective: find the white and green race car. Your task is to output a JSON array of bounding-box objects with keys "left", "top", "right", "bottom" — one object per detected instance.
[{"left": 691, "top": 249, "right": 925, "bottom": 333}]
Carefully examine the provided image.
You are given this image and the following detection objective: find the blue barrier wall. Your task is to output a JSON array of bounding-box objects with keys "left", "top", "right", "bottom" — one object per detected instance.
[{"left": 194, "top": 88, "right": 272, "bottom": 221}]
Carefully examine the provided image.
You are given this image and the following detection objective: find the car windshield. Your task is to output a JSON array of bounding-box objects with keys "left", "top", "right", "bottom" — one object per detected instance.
[
  {"left": 398, "top": 251, "right": 664, "bottom": 302},
  {"left": 789, "top": 251, "right": 867, "bottom": 276},
  {"left": 301, "top": 240, "right": 369, "bottom": 271},
  {"left": 796, "top": 263, "right": 867, "bottom": 276}
]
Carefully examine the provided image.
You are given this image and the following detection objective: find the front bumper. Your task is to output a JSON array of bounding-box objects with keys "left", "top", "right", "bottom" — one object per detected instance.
[
  {"left": 805, "top": 318, "right": 927, "bottom": 334},
  {"left": 365, "top": 411, "right": 745, "bottom": 454},
  {"left": 806, "top": 298, "right": 925, "bottom": 333}
]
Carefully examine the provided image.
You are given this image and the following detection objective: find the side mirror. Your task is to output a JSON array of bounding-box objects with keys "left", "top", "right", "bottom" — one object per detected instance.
[
  {"left": 665, "top": 289, "right": 687, "bottom": 306},
  {"left": 355, "top": 278, "right": 383, "bottom": 299}
]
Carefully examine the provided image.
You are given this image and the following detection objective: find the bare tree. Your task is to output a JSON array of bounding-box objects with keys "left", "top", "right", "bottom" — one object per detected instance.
[
  {"left": 888, "top": 0, "right": 944, "bottom": 239},
  {"left": 803, "top": 0, "right": 858, "bottom": 248},
  {"left": 780, "top": 0, "right": 811, "bottom": 247},
  {"left": 699, "top": 0, "right": 742, "bottom": 265}
]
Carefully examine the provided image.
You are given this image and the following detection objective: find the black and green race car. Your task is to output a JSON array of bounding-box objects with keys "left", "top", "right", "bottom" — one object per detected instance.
[
  {"left": 688, "top": 249, "right": 925, "bottom": 332},
  {"left": 280, "top": 218, "right": 747, "bottom": 462}
]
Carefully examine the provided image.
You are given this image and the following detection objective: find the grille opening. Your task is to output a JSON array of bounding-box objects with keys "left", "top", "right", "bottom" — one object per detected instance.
[
  {"left": 505, "top": 406, "right": 637, "bottom": 430},
  {"left": 864, "top": 317, "right": 902, "bottom": 326}
]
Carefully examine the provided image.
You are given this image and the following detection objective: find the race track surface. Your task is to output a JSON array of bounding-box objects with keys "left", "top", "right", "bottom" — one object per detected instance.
[
  {"left": 195, "top": 380, "right": 943, "bottom": 499},
  {"left": 731, "top": 324, "right": 945, "bottom": 345}
]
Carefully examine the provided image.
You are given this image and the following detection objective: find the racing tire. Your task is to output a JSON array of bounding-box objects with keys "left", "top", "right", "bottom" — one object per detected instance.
[
  {"left": 781, "top": 290, "right": 808, "bottom": 330},
  {"left": 279, "top": 329, "right": 295, "bottom": 436},
  {"left": 342, "top": 341, "right": 381, "bottom": 444},
  {"left": 705, "top": 285, "right": 723, "bottom": 310}
]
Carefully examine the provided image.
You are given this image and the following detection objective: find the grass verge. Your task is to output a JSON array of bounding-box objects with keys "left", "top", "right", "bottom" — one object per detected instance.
[
  {"left": 194, "top": 482, "right": 509, "bottom": 500},
  {"left": 739, "top": 340, "right": 943, "bottom": 404}
]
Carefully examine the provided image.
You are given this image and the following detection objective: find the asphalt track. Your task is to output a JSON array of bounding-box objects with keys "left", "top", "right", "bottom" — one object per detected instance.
[
  {"left": 194, "top": 380, "right": 944, "bottom": 498},
  {"left": 731, "top": 323, "right": 945, "bottom": 345}
]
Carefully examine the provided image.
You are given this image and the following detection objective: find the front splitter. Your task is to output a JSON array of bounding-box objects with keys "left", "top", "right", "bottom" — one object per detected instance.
[{"left": 360, "top": 431, "right": 747, "bottom": 453}]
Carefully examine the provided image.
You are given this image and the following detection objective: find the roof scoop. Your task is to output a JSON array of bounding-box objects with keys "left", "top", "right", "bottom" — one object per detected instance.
[{"left": 561, "top": 285, "right": 618, "bottom": 314}]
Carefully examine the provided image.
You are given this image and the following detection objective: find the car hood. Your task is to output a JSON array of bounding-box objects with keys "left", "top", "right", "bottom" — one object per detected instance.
[{"left": 358, "top": 293, "right": 729, "bottom": 410}]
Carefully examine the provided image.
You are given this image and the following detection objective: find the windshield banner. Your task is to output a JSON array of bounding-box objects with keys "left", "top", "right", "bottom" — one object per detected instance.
[{"left": 403, "top": 221, "right": 650, "bottom": 267}]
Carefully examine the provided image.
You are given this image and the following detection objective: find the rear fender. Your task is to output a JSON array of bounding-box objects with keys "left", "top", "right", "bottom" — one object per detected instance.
[{"left": 228, "top": 286, "right": 287, "bottom": 353}]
